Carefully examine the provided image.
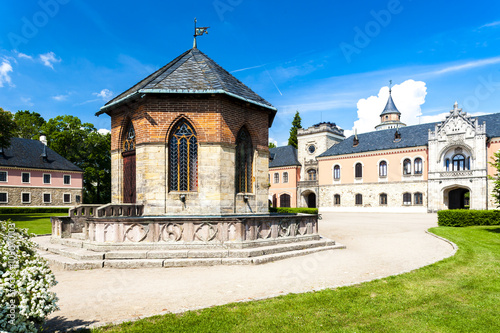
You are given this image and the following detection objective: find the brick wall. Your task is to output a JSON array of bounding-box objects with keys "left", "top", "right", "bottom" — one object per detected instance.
[{"left": 110, "top": 94, "right": 270, "bottom": 152}]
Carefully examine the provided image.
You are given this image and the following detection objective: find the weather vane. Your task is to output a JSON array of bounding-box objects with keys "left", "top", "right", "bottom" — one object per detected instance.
[{"left": 193, "top": 18, "right": 209, "bottom": 48}]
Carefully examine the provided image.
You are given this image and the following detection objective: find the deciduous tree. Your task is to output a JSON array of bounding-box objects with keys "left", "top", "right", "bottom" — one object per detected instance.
[
  {"left": 0, "top": 108, "right": 17, "bottom": 149},
  {"left": 13, "top": 110, "right": 46, "bottom": 139}
]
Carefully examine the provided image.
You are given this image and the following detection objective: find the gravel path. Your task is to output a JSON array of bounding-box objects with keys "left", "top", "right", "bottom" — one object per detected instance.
[{"left": 43, "top": 212, "right": 455, "bottom": 332}]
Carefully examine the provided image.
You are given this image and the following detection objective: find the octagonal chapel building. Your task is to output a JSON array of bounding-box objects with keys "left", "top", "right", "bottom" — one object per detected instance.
[{"left": 97, "top": 47, "right": 276, "bottom": 216}]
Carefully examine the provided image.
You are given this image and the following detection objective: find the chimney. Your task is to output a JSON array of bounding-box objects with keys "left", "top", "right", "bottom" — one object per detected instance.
[
  {"left": 40, "top": 134, "right": 47, "bottom": 146},
  {"left": 353, "top": 128, "right": 359, "bottom": 147},
  {"left": 40, "top": 134, "right": 48, "bottom": 161}
]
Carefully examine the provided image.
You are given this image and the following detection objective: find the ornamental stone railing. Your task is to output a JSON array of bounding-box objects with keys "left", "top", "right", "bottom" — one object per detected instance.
[
  {"left": 298, "top": 180, "right": 318, "bottom": 187},
  {"left": 82, "top": 214, "right": 319, "bottom": 250},
  {"left": 52, "top": 203, "right": 144, "bottom": 239},
  {"left": 96, "top": 203, "right": 144, "bottom": 217},
  {"left": 439, "top": 170, "right": 474, "bottom": 178}
]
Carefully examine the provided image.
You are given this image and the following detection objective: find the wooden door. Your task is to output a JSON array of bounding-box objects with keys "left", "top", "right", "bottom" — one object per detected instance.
[{"left": 123, "top": 151, "right": 136, "bottom": 203}]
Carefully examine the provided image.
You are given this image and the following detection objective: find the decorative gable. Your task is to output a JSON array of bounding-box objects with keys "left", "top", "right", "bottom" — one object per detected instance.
[{"left": 429, "top": 102, "right": 486, "bottom": 142}]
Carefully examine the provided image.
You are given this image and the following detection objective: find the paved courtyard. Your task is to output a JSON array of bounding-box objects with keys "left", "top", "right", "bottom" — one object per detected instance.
[{"left": 44, "top": 212, "right": 455, "bottom": 332}]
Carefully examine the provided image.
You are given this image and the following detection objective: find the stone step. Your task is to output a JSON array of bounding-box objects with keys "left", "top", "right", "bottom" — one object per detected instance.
[
  {"left": 35, "top": 237, "right": 105, "bottom": 261},
  {"left": 38, "top": 250, "right": 103, "bottom": 271},
  {"left": 36, "top": 242, "right": 345, "bottom": 270},
  {"left": 72, "top": 233, "right": 86, "bottom": 240}
]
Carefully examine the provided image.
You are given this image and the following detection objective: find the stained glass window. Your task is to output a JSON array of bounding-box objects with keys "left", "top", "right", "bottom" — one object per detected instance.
[
  {"left": 236, "top": 128, "right": 253, "bottom": 193},
  {"left": 169, "top": 120, "right": 198, "bottom": 192},
  {"left": 123, "top": 123, "right": 136, "bottom": 152}
]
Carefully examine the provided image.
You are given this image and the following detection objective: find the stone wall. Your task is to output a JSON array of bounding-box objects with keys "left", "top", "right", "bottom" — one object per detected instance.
[
  {"left": 0, "top": 186, "right": 82, "bottom": 207},
  {"left": 319, "top": 181, "right": 428, "bottom": 212}
]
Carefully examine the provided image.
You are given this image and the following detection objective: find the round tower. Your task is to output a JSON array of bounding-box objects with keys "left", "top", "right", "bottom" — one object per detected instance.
[{"left": 375, "top": 86, "right": 406, "bottom": 131}]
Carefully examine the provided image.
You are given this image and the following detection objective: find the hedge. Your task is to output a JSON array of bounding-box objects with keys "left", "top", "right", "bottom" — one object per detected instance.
[
  {"left": 437, "top": 209, "right": 500, "bottom": 227},
  {"left": 270, "top": 207, "right": 318, "bottom": 214},
  {"left": 0, "top": 207, "right": 69, "bottom": 214}
]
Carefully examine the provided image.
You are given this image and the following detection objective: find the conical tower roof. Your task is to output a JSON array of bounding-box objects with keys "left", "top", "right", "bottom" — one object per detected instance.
[
  {"left": 97, "top": 48, "right": 276, "bottom": 116},
  {"left": 380, "top": 90, "right": 401, "bottom": 117}
]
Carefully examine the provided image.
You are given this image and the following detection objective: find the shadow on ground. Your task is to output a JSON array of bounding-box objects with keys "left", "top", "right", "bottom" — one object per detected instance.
[
  {"left": 485, "top": 227, "right": 500, "bottom": 234},
  {"left": 43, "top": 316, "right": 96, "bottom": 333}
]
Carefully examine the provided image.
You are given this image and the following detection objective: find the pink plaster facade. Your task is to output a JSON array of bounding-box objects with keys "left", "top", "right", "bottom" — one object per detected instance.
[
  {"left": 318, "top": 147, "right": 428, "bottom": 185},
  {"left": 0, "top": 167, "right": 83, "bottom": 207},
  {"left": 268, "top": 166, "right": 300, "bottom": 207}
]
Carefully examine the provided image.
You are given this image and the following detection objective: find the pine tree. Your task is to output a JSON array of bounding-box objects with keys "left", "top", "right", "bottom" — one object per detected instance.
[
  {"left": 288, "top": 111, "right": 302, "bottom": 149},
  {"left": 489, "top": 151, "right": 500, "bottom": 207}
]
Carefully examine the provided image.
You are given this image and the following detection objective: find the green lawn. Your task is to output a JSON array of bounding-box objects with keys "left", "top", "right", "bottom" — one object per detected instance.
[
  {"left": 0, "top": 213, "right": 56, "bottom": 235},
  {"left": 91, "top": 226, "right": 500, "bottom": 333}
]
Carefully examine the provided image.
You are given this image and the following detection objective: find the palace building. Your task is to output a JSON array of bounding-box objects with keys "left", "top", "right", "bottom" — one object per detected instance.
[
  {"left": 0, "top": 137, "right": 83, "bottom": 207},
  {"left": 269, "top": 94, "right": 500, "bottom": 212}
]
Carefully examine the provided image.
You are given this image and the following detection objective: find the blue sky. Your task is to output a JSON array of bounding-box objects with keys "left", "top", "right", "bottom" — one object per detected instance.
[{"left": 1, "top": 0, "right": 500, "bottom": 144}]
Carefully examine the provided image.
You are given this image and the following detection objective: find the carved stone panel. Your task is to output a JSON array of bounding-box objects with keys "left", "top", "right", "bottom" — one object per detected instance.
[
  {"left": 125, "top": 223, "right": 148, "bottom": 242},
  {"left": 195, "top": 223, "right": 218, "bottom": 242},
  {"left": 160, "top": 223, "right": 183, "bottom": 242},
  {"left": 257, "top": 222, "right": 272, "bottom": 239}
]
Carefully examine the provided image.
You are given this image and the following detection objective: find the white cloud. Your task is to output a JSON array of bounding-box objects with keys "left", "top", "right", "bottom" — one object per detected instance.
[
  {"left": 93, "top": 89, "right": 113, "bottom": 101},
  {"left": 17, "top": 52, "right": 33, "bottom": 60},
  {"left": 52, "top": 93, "right": 71, "bottom": 101},
  {"left": 39, "top": 52, "right": 61, "bottom": 69},
  {"left": 351, "top": 79, "right": 427, "bottom": 134},
  {"left": 97, "top": 128, "right": 111, "bottom": 135},
  {"left": 269, "top": 137, "right": 278, "bottom": 147},
  {"left": 429, "top": 56, "right": 500, "bottom": 76},
  {"left": 20, "top": 97, "right": 34, "bottom": 107},
  {"left": 0, "top": 60, "right": 14, "bottom": 87},
  {"left": 479, "top": 21, "right": 500, "bottom": 29}
]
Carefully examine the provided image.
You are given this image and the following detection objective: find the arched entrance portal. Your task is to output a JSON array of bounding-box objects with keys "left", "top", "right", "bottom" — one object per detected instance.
[
  {"left": 445, "top": 187, "right": 470, "bottom": 209},
  {"left": 307, "top": 193, "right": 316, "bottom": 208}
]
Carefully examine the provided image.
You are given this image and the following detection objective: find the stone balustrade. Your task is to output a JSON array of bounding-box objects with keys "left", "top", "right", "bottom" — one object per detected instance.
[
  {"left": 83, "top": 214, "right": 319, "bottom": 249},
  {"left": 439, "top": 170, "right": 474, "bottom": 178},
  {"left": 96, "top": 203, "right": 144, "bottom": 217}
]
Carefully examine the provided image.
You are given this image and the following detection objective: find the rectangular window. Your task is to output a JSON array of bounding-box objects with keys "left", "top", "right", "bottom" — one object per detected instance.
[
  {"left": 274, "top": 173, "right": 279, "bottom": 184},
  {"left": 22, "top": 172, "right": 30, "bottom": 183},
  {"left": 43, "top": 193, "right": 51, "bottom": 203},
  {"left": 63, "top": 193, "right": 71, "bottom": 203},
  {"left": 22, "top": 192, "right": 31, "bottom": 203},
  {"left": 63, "top": 175, "right": 71, "bottom": 185},
  {"left": 355, "top": 194, "right": 363, "bottom": 205},
  {"left": 403, "top": 193, "right": 412, "bottom": 205},
  {"left": 43, "top": 174, "right": 51, "bottom": 184},
  {"left": 283, "top": 172, "right": 288, "bottom": 183},
  {"left": 0, "top": 192, "right": 7, "bottom": 203},
  {"left": 0, "top": 171, "right": 7, "bottom": 182},
  {"left": 414, "top": 193, "right": 423, "bottom": 205},
  {"left": 76, "top": 195, "right": 81, "bottom": 204}
]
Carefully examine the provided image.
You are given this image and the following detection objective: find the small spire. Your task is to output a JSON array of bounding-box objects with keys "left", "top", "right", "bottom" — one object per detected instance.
[{"left": 389, "top": 80, "right": 393, "bottom": 94}]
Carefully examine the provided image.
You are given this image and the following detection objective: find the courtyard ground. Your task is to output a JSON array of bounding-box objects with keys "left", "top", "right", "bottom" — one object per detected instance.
[{"left": 43, "top": 212, "right": 455, "bottom": 332}]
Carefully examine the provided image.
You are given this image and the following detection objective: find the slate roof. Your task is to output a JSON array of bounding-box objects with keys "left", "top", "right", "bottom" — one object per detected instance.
[
  {"left": 380, "top": 92, "right": 401, "bottom": 116},
  {"left": 319, "top": 112, "right": 500, "bottom": 158},
  {"left": 0, "top": 138, "right": 82, "bottom": 172},
  {"left": 269, "top": 146, "right": 301, "bottom": 168},
  {"left": 97, "top": 48, "right": 276, "bottom": 116}
]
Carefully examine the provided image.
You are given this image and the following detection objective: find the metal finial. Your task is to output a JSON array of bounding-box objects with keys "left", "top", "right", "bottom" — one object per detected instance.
[
  {"left": 389, "top": 80, "right": 393, "bottom": 93},
  {"left": 193, "top": 18, "right": 209, "bottom": 49}
]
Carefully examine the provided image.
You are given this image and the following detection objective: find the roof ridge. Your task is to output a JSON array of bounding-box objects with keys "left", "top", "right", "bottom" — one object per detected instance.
[{"left": 105, "top": 49, "right": 193, "bottom": 106}]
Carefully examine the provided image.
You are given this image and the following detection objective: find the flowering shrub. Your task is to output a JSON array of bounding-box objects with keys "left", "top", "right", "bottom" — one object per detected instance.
[{"left": 0, "top": 220, "right": 58, "bottom": 333}]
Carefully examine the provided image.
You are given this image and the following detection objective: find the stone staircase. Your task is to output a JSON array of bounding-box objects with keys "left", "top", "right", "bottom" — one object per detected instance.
[{"left": 34, "top": 235, "right": 345, "bottom": 270}]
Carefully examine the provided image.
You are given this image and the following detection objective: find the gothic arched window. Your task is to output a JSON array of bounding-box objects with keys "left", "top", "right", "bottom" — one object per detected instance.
[
  {"left": 123, "top": 123, "right": 136, "bottom": 152},
  {"left": 169, "top": 120, "right": 198, "bottom": 192},
  {"left": 236, "top": 128, "right": 253, "bottom": 193}
]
